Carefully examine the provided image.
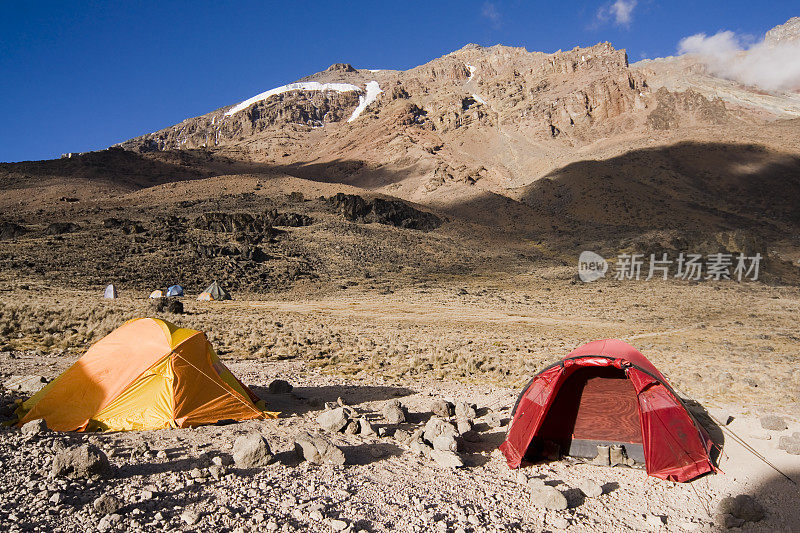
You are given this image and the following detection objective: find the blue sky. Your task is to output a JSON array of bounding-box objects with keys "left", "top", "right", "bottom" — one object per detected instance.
[{"left": 0, "top": 1, "right": 796, "bottom": 162}]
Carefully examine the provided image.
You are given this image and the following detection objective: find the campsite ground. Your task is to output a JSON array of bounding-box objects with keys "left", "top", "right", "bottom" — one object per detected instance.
[{"left": 0, "top": 276, "right": 798, "bottom": 531}]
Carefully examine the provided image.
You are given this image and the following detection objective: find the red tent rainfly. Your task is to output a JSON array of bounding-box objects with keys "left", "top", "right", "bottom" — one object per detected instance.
[{"left": 499, "top": 339, "right": 716, "bottom": 482}]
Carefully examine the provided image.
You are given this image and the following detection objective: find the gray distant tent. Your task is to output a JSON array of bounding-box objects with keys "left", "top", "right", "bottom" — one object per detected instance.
[
  {"left": 166, "top": 285, "right": 184, "bottom": 297},
  {"left": 103, "top": 284, "right": 118, "bottom": 299},
  {"left": 198, "top": 281, "right": 231, "bottom": 301}
]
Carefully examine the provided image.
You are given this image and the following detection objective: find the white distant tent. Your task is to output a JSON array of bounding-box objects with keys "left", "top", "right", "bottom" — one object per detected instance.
[{"left": 103, "top": 284, "right": 118, "bottom": 299}]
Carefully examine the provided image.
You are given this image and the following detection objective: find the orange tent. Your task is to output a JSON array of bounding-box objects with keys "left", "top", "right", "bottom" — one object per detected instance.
[{"left": 16, "top": 318, "right": 276, "bottom": 431}]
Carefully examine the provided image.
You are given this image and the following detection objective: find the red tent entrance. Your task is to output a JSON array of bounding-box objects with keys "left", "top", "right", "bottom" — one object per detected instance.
[
  {"left": 500, "top": 339, "right": 716, "bottom": 482},
  {"left": 531, "top": 366, "right": 645, "bottom": 463}
]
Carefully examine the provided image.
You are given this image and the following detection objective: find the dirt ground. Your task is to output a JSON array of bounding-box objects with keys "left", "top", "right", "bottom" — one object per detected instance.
[{"left": 0, "top": 275, "right": 798, "bottom": 532}]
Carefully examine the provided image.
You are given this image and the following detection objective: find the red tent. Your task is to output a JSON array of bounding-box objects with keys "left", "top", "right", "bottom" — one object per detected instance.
[{"left": 499, "top": 339, "right": 715, "bottom": 482}]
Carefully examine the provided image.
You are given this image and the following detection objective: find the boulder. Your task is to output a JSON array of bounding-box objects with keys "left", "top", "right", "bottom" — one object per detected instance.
[
  {"left": 577, "top": 480, "right": 603, "bottom": 498},
  {"left": 456, "top": 418, "right": 473, "bottom": 435},
  {"left": 268, "top": 379, "right": 293, "bottom": 394},
  {"left": 430, "top": 399, "right": 454, "bottom": 417},
  {"left": 21, "top": 418, "right": 48, "bottom": 438},
  {"left": 294, "top": 433, "right": 346, "bottom": 465},
  {"left": 410, "top": 439, "right": 432, "bottom": 459},
  {"left": 96, "top": 513, "right": 122, "bottom": 532},
  {"left": 716, "top": 494, "right": 765, "bottom": 524},
  {"left": 232, "top": 432, "right": 273, "bottom": 468},
  {"left": 4, "top": 375, "right": 48, "bottom": 393},
  {"left": 358, "top": 417, "right": 376, "bottom": 436},
  {"left": 423, "top": 417, "right": 458, "bottom": 445},
  {"left": 51, "top": 444, "right": 112, "bottom": 479},
  {"left": 530, "top": 485, "right": 568, "bottom": 510},
  {"left": 382, "top": 400, "right": 406, "bottom": 424},
  {"left": 455, "top": 401, "right": 477, "bottom": 421},
  {"left": 760, "top": 415, "right": 788, "bottom": 431},
  {"left": 432, "top": 435, "right": 458, "bottom": 452},
  {"left": 485, "top": 410, "right": 504, "bottom": 428},
  {"left": 317, "top": 407, "right": 349, "bottom": 433},
  {"left": 94, "top": 494, "right": 123, "bottom": 515},
  {"left": 430, "top": 449, "right": 463, "bottom": 468},
  {"left": 180, "top": 509, "right": 201, "bottom": 526}
]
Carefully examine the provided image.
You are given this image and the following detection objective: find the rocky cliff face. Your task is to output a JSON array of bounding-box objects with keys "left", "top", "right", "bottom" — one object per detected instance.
[
  {"left": 114, "top": 33, "right": 799, "bottom": 207},
  {"left": 119, "top": 42, "right": 666, "bottom": 155}
]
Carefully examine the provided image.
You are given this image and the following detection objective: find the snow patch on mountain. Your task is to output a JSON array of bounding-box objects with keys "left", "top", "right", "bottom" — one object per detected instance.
[
  {"left": 466, "top": 64, "right": 476, "bottom": 81},
  {"left": 225, "top": 82, "right": 362, "bottom": 116},
  {"left": 348, "top": 81, "right": 382, "bottom": 122}
]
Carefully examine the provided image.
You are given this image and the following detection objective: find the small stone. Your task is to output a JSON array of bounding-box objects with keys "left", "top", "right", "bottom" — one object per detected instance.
[
  {"left": 328, "top": 518, "right": 348, "bottom": 531},
  {"left": 485, "top": 410, "right": 503, "bottom": 428},
  {"left": 317, "top": 407, "right": 350, "bottom": 433},
  {"left": 48, "top": 492, "right": 63, "bottom": 505},
  {"left": 647, "top": 514, "right": 665, "bottom": 527},
  {"left": 209, "top": 464, "right": 226, "bottom": 479},
  {"left": 393, "top": 429, "right": 411, "bottom": 443},
  {"left": 180, "top": 509, "right": 201, "bottom": 525},
  {"left": 714, "top": 513, "right": 744, "bottom": 529},
  {"left": 785, "top": 442, "right": 800, "bottom": 455},
  {"left": 94, "top": 494, "right": 123, "bottom": 515},
  {"left": 21, "top": 418, "right": 48, "bottom": 438},
  {"left": 760, "top": 415, "right": 788, "bottom": 431},
  {"left": 343, "top": 420, "right": 359, "bottom": 435},
  {"left": 454, "top": 401, "right": 476, "bottom": 421},
  {"left": 577, "top": 480, "right": 603, "bottom": 498},
  {"left": 96, "top": 513, "right": 122, "bottom": 532},
  {"left": 430, "top": 449, "right": 463, "bottom": 468},
  {"left": 410, "top": 439, "right": 432, "bottom": 458},
  {"left": 430, "top": 399, "right": 454, "bottom": 417},
  {"left": 358, "top": 418, "right": 376, "bottom": 436},
  {"left": 456, "top": 418, "right": 473, "bottom": 435},
  {"left": 232, "top": 432, "right": 273, "bottom": 468},
  {"left": 709, "top": 409, "right": 733, "bottom": 426},
  {"left": 268, "top": 379, "right": 293, "bottom": 394},
  {"left": 530, "top": 485, "right": 568, "bottom": 510}
]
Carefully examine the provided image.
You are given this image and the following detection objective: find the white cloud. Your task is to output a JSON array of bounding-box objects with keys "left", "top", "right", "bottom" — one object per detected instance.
[
  {"left": 609, "top": 0, "right": 637, "bottom": 26},
  {"left": 678, "top": 30, "right": 800, "bottom": 92},
  {"left": 596, "top": 0, "right": 638, "bottom": 28},
  {"left": 481, "top": 2, "right": 502, "bottom": 29}
]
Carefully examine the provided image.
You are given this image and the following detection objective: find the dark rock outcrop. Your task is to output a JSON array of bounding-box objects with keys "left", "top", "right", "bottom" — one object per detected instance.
[
  {"left": 0, "top": 222, "right": 27, "bottom": 240},
  {"left": 327, "top": 193, "right": 442, "bottom": 231}
]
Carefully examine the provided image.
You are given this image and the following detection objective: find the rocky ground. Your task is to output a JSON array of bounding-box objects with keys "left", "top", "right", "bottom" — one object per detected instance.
[{"left": 0, "top": 280, "right": 798, "bottom": 532}]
